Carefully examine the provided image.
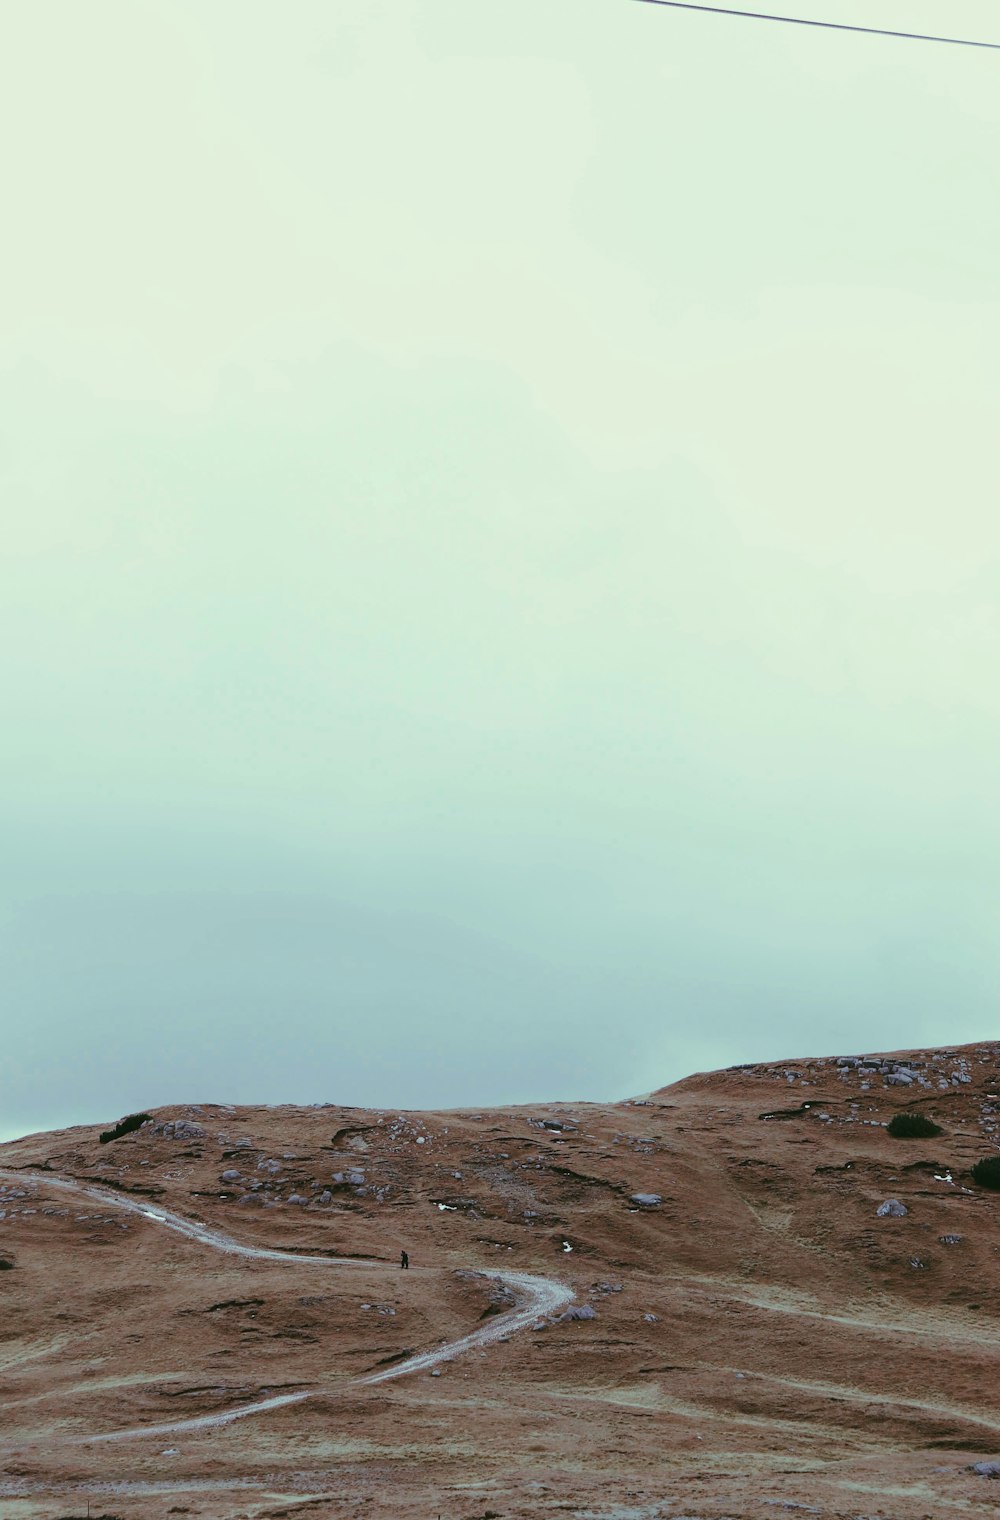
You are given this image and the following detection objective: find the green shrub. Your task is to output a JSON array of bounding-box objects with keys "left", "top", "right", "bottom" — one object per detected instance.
[
  {"left": 887, "top": 1112, "right": 942, "bottom": 1139},
  {"left": 98, "top": 1112, "right": 152, "bottom": 1145},
  {"left": 971, "top": 1156, "right": 1000, "bottom": 1191}
]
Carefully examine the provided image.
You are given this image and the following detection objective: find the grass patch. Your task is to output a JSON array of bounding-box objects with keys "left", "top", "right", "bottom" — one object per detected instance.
[
  {"left": 98, "top": 1112, "right": 152, "bottom": 1144},
  {"left": 887, "top": 1112, "right": 943, "bottom": 1138},
  {"left": 971, "top": 1156, "right": 1000, "bottom": 1191}
]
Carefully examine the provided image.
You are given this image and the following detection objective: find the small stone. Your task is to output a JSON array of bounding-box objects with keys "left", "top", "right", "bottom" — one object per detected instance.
[
  {"left": 630, "top": 1193, "right": 662, "bottom": 1208},
  {"left": 876, "top": 1199, "right": 908, "bottom": 1217}
]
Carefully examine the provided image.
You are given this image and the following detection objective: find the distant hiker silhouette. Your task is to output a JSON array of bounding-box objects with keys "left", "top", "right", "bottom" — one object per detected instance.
[{"left": 400, "top": 1250, "right": 409, "bottom": 1270}]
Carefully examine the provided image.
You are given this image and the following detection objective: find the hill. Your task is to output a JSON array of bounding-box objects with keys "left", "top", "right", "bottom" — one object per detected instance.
[{"left": 1, "top": 1040, "right": 999, "bottom": 1519}]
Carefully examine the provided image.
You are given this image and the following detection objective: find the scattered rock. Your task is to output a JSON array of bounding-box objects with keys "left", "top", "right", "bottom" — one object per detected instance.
[
  {"left": 939, "top": 1234, "right": 963, "bottom": 1246},
  {"left": 971, "top": 1461, "right": 1000, "bottom": 1478},
  {"left": 155, "top": 1120, "right": 205, "bottom": 1140},
  {"left": 876, "top": 1199, "right": 908, "bottom": 1217}
]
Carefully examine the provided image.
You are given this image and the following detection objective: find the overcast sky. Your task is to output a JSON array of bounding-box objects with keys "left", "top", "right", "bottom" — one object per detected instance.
[{"left": 2, "top": 1, "right": 998, "bottom": 1141}]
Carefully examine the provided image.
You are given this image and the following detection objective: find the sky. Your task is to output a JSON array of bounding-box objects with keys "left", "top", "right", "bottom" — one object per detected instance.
[{"left": 2, "top": 0, "right": 998, "bottom": 1141}]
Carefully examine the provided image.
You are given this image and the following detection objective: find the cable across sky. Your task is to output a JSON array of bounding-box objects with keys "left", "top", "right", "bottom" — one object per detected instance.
[{"left": 631, "top": 0, "right": 1000, "bottom": 50}]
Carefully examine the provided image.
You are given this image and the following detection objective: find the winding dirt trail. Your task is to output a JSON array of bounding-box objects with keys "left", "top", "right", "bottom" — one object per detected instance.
[{"left": 0, "top": 1168, "right": 574, "bottom": 1446}]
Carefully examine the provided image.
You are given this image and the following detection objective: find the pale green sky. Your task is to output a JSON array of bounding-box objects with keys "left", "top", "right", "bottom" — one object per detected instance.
[{"left": 2, "top": 1, "right": 998, "bottom": 1140}]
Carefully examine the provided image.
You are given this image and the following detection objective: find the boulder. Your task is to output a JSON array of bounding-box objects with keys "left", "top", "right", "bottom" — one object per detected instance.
[
  {"left": 557, "top": 1304, "right": 597, "bottom": 1322},
  {"left": 876, "top": 1199, "right": 908, "bottom": 1217},
  {"left": 630, "top": 1193, "right": 662, "bottom": 1208},
  {"left": 156, "top": 1119, "right": 205, "bottom": 1140}
]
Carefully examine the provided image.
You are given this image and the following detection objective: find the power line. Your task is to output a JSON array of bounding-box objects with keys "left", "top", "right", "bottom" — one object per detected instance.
[{"left": 631, "top": 0, "right": 1000, "bottom": 50}]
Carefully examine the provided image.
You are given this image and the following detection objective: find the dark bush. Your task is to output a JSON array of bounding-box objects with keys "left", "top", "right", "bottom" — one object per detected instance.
[
  {"left": 0, "top": 1259, "right": 13, "bottom": 1271},
  {"left": 98, "top": 1112, "right": 152, "bottom": 1145},
  {"left": 971, "top": 1156, "right": 1000, "bottom": 1191},
  {"left": 887, "top": 1112, "right": 943, "bottom": 1139}
]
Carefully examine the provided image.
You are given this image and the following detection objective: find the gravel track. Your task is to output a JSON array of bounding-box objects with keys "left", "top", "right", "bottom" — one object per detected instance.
[{"left": 0, "top": 1167, "right": 574, "bottom": 1444}]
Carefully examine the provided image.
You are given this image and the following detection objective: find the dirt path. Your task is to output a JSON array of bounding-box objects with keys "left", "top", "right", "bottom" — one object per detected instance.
[{"left": 0, "top": 1167, "right": 574, "bottom": 1445}]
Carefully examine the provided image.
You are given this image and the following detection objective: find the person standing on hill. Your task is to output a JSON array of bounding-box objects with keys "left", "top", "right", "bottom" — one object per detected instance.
[{"left": 400, "top": 1249, "right": 409, "bottom": 1269}]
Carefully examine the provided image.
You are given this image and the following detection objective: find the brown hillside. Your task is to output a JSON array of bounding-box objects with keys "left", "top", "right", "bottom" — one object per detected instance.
[{"left": 1, "top": 1041, "right": 999, "bottom": 1519}]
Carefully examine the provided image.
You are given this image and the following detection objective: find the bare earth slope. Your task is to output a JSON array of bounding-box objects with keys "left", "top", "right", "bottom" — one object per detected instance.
[{"left": 1, "top": 1040, "right": 999, "bottom": 1519}]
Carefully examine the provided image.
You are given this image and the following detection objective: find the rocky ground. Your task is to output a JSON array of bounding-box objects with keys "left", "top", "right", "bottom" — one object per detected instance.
[{"left": 1, "top": 1040, "right": 999, "bottom": 1520}]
